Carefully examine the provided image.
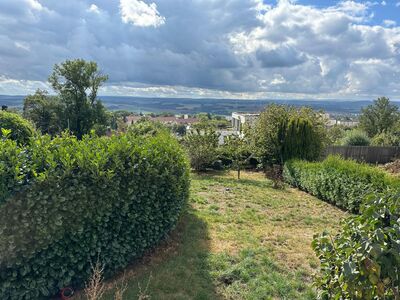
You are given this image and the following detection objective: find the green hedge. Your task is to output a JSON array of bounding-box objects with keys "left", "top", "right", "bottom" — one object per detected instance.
[
  {"left": 312, "top": 192, "right": 400, "bottom": 299},
  {"left": 0, "top": 132, "right": 189, "bottom": 299},
  {"left": 283, "top": 155, "right": 400, "bottom": 212},
  {"left": 0, "top": 111, "right": 35, "bottom": 145}
]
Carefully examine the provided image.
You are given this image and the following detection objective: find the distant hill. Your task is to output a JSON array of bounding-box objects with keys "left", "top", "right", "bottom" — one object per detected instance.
[{"left": 0, "top": 94, "right": 393, "bottom": 116}]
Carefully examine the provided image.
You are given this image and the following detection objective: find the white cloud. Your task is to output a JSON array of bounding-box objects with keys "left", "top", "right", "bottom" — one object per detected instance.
[
  {"left": 14, "top": 41, "right": 30, "bottom": 51},
  {"left": 0, "top": 76, "right": 49, "bottom": 95},
  {"left": 228, "top": 0, "right": 400, "bottom": 96},
  {"left": 87, "top": 4, "right": 100, "bottom": 14},
  {"left": 381, "top": 1, "right": 387, "bottom": 6},
  {"left": 396, "top": 2, "right": 400, "bottom": 7},
  {"left": 383, "top": 19, "right": 396, "bottom": 27},
  {"left": 119, "top": 0, "right": 165, "bottom": 27},
  {"left": 26, "top": 0, "right": 43, "bottom": 11}
]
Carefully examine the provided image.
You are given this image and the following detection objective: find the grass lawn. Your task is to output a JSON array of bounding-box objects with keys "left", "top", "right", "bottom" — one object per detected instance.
[{"left": 99, "top": 171, "right": 347, "bottom": 300}]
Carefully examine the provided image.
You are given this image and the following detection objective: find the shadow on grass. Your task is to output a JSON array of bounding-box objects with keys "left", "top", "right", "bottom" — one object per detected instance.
[{"left": 101, "top": 209, "right": 219, "bottom": 300}]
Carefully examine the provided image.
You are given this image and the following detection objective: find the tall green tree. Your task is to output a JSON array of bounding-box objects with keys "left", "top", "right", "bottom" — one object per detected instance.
[
  {"left": 251, "top": 104, "right": 327, "bottom": 166},
  {"left": 359, "top": 97, "right": 399, "bottom": 137},
  {"left": 48, "top": 59, "right": 109, "bottom": 138},
  {"left": 23, "top": 89, "right": 63, "bottom": 135},
  {"left": 282, "top": 117, "right": 321, "bottom": 162}
]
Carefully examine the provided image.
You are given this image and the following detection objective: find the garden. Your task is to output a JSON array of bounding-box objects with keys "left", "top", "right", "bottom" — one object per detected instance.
[{"left": 0, "top": 59, "right": 399, "bottom": 299}]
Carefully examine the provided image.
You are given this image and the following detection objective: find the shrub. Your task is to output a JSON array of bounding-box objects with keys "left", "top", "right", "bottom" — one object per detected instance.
[
  {"left": 371, "top": 131, "right": 400, "bottom": 146},
  {"left": 0, "top": 131, "right": 189, "bottom": 299},
  {"left": 312, "top": 193, "right": 400, "bottom": 299},
  {"left": 127, "top": 120, "right": 169, "bottom": 137},
  {"left": 251, "top": 104, "right": 327, "bottom": 166},
  {"left": 283, "top": 155, "right": 400, "bottom": 212},
  {"left": 184, "top": 128, "right": 219, "bottom": 171},
  {"left": 0, "top": 111, "right": 35, "bottom": 144},
  {"left": 341, "top": 129, "right": 370, "bottom": 146}
]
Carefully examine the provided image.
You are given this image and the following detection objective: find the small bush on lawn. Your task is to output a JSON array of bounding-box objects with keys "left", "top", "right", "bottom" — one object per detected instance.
[
  {"left": 0, "top": 111, "right": 35, "bottom": 145},
  {"left": 312, "top": 193, "right": 400, "bottom": 299},
  {"left": 0, "top": 131, "right": 189, "bottom": 299},
  {"left": 283, "top": 155, "right": 400, "bottom": 212}
]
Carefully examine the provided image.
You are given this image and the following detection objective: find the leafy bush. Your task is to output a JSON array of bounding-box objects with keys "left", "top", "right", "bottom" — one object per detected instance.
[
  {"left": 0, "top": 111, "right": 35, "bottom": 144},
  {"left": 251, "top": 104, "right": 327, "bottom": 166},
  {"left": 184, "top": 128, "right": 219, "bottom": 171},
  {"left": 341, "top": 129, "right": 370, "bottom": 146},
  {"left": 127, "top": 120, "right": 169, "bottom": 137},
  {"left": 283, "top": 155, "right": 400, "bottom": 212},
  {"left": 371, "top": 131, "right": 400, "bottom": 146},
  {"left": 312, "top": 193, "right": 400, "bottom": 299},
  {"left": 327, "top": 125, "right": 346, "bottom": 145},
  {"left": 0, "top": 132, "right": 189, "bottom": 299}
]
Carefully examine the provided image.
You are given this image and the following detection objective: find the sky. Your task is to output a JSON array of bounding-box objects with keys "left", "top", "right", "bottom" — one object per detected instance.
[{"left": 0, "top": 0, "right": 400, "bottom": 100}]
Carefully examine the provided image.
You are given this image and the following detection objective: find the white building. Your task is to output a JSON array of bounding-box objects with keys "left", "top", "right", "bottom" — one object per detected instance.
[{"left": 231, "top": 112, "right": 260, "bottom": 133}]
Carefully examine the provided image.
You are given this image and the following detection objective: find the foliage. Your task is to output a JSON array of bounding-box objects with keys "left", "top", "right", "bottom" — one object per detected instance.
[
  {"left": 221, "top": 135, "right": 252, "bottom": 179},
  {"left": 264, "top": 165, "right": 284, "bottom": 189},
  {"left": 0, "top": 131, "right": 189, "bottom": 299},
  {"left": 184, "top": 128, "right": 219, "bottom": 171},
  {"left": 282, "top": 116, "right": 323, "bottom": 162},
  {"left": 359, "top": 97, "right": 399, "bottom": 137},
  {"left": 0, "top": 111, "right": 35, "bottom": 145},
  {"left": 23, "top": 89, "right": 63, "bottom": 135},
  {"left": 194, "top": 113, "right": 229, "bottom": 129},
  {"left": 283, "top": 155, "right": 400, "bottom": 212},
  {"left": 171, "top": 123, "right": 187, "bottom": 136},
  {"left": 327, "top": 125, "right": 346, "bottom": 145},
  {"left": 371, "top": 131, "right": 400, "bottom": 146},
  {"left": 251, "top": 104, "right": 327, "bottom": 166},
  {"left": 341, "top": 129, "right": 371, "bottom": 146},
  {"left": 312, "top": 193, "right": 400, "bottom": 299},
  {"left": 127, "top": 120, "right": 169, "bottom": 137},
  {"left": 48, "top": 59, "right": 109, "bottom": 138}
]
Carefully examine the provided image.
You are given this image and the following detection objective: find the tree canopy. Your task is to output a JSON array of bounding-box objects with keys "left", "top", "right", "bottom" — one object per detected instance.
[
  {"left": 48, "top": 59, "right": 109, "bottom": 138},
  {"left": 23, "top": 90, "right": 62, "bottom": 135},
  {"left": 251, "top": 104, "right": 327, "bottom": 166},
  {"left": 359, "top": 97, "right": 399, "bottom": 137}
]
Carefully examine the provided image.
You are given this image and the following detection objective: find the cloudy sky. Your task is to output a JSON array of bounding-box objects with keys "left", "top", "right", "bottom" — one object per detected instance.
[{"left": 0, "top": 0, "right": 400, "bottom": 100}]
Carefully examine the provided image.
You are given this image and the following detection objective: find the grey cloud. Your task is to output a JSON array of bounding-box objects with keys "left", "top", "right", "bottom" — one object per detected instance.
[
  {"left": 256, "top": 46, "right": 306, "bottom": 68},
  {"left": 0, "top": 0, "right": 399, "bottom": 99}
]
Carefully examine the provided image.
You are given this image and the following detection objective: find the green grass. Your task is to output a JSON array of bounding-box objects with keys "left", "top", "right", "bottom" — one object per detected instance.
[{"left": 98, "top": 171, "right": 347, "bottom": 300}]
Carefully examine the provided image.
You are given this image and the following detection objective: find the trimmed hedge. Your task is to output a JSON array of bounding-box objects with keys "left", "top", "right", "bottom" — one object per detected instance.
[
  {"left": 0, "top": 132, "right": 189, "bottom": 299},
  {"left": 283, "top": 155, "right": 400, "bottom": 212},
  {"left": 312, "top": 192, "right": 400, "bottom": 299},
  {"left": 0, "top": 111, "right": 35, "bottom": 145}
]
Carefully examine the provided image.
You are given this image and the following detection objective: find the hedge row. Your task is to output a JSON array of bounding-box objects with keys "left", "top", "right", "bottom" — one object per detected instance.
[
  {"left": 0, "top": 132, "right": 189, "bottom": 299},
  {"left": 283, "top": 155, "right": 400, "bottom": 213}
]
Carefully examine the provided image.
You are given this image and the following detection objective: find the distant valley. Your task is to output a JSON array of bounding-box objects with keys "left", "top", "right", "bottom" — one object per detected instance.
[{"left": 0, "top": 95, "right": 394, "bottom": 116}]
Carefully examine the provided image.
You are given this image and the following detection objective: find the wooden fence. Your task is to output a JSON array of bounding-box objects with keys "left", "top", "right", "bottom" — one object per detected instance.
[{"left": 324, "top": 146, "right": 400, "bottom": 164}]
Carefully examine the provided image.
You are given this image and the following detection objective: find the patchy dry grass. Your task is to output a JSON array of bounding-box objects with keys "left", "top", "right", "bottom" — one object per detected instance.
[{"left": 98, "top": 171, "right": 347, "bottom": 300}]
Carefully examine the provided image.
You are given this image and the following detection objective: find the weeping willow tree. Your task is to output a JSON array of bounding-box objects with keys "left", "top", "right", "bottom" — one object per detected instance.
[
  {"left": 252, "top": 104, "right": 327, "bottom": 167},
  {"left": 281, "top": 117, "right": 321, "bottom": 163}
]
